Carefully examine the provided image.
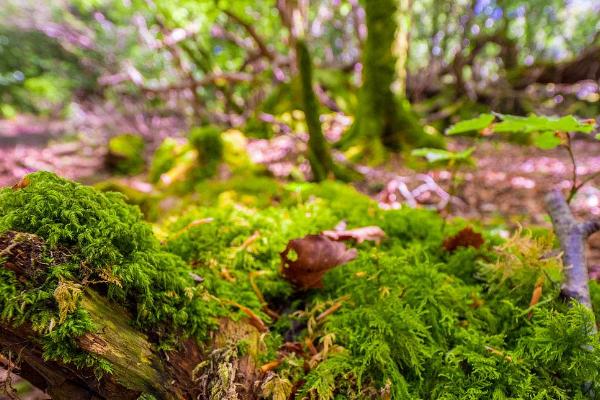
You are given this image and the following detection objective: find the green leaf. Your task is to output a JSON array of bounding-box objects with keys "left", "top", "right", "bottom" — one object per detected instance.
[
  {"left": 446, "top": 114, "right": 495, "bottom": 135},
  {"left": 552, "top": 116, "right": 595, "bottom": 133},
  {"left": 411, "top": 147, "right": 475, "bottom": 166},
  {"left": 532, "top": 131, "right": 561, "bottom": 150},
  {"left": 494, "top": 114, "right": 593, "bottom": 134},
  {"left": 595, "top": 134, "right": 600, "bottom": 140}
]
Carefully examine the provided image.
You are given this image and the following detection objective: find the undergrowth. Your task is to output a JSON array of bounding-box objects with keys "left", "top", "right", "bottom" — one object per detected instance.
[{"left": 163, "top": 178, "right": 600, "bottom": 398}]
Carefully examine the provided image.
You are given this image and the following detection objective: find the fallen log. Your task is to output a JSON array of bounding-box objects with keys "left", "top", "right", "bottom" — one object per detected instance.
[{"left": 0, "top": 230, "right": 263, "bottom": 399}]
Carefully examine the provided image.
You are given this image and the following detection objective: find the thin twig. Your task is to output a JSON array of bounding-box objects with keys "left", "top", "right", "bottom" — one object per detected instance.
[{"left": 564, "top": 134, "right": 579, "bottom": 203}]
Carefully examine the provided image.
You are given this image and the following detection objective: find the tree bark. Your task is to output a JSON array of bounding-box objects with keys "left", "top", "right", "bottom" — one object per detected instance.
[
  {"left": 544, "top": 189, "right": 600, "bottom": 309},
  {"left": 342, "top": 0, "right": 443, "bottom": 157}
]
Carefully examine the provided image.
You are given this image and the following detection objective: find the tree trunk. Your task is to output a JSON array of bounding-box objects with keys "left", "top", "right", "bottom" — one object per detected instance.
[
  {"left": 343, "top": 0, "right": 443, "bottom": 159},
  {"left": 296, "top": 39, "right": 336, "bottom": 181},
  {"left": 0, "top": 231, "right": 263, "bottom": 400},
  {"left": 393, "top": 0, "right": 413, "bottom": 97}
]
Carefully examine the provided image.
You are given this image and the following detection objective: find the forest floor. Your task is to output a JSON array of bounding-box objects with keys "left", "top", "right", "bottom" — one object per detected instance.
[
  {"left": 1, "top": 113, "right": 600, "bottom": 399},
  {"left": 1, "top": 114, "right": 599, "bottom": 267}
]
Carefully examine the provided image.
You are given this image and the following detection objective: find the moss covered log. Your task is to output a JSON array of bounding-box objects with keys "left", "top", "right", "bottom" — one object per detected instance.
[{"left": 0, "top": 173, "right": 262, "bottom": 399}]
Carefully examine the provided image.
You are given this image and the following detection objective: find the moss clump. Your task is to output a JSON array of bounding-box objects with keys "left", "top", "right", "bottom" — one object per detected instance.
[
  {"left": 149, "top": 128, "right": 231, "bottom": 193},
  {"left": 297, "top": 229, "right": 600, "bottom": 399},
  {"left": 106, "top": 133, "right": 146, "bottom": 175},
  {"left": 165, "top": 177, "right": 600, "bottom": 398},
  {"left": 189, "top": 126, "right": 224, "bottom": 180},
  {"left": 0, "top": 172, "right": 217, "bottom": 369},
  {"left": 94, "top": 179, "right": 161, "bottom": 221},
  {"left": 148, "top": 137, "right": 184, "bottom": 184}
]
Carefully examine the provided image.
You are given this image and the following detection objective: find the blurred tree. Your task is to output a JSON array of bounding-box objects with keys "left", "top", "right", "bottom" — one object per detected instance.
[
  {"left": 296, "top": 39, "right": 336, "bottom": 181},
  {"left": 342, "top": 0, "right": 444, "bottom": 160}
]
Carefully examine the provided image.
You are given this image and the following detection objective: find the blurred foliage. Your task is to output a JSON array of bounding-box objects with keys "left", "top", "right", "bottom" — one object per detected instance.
[
  {"left": 0, "top": 0, "right": 597, "bottom": 125},
  {"left": 106, "top": 133, "right": 146, "bottom": 175},
  {"left": 0, "top": 28, "right": 90, "bottom": 116}
]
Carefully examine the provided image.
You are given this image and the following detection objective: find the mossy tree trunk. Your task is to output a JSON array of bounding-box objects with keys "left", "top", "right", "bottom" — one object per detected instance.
[
  {"left": 296, "top": 39, "right": 337, "bottom": 182},
  {"left": 393, "top": 0, "right": 413, "bottom": 97},
  {"left": 344, "top": 0, "right": 443, "bottom": 159}
]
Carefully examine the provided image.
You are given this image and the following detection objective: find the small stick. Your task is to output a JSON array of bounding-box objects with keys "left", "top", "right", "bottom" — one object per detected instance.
[
  {"left": 223, "top": 300, "right": 268, "bottom": 333},
  {"left": 249, "top": 271, "right": 280, "bottom": 319},
  {"left": 260, "top": 359, "right": 282, "bottom": 373},
  {"left": 316, "top": 295, "right": 350, "bottom": 323},
  {"left": 544, "top": 189, "right": 600, "bottom": 310}
]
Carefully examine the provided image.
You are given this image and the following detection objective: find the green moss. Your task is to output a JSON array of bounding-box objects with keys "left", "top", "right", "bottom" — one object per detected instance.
[
  {"left": 106, "top": 134, "right": 146, "bottom": 175},
  {"left": 2, "top": 173, "right": 599, "bottom": 398},
  {"left": 189, "top": 125, "right": 224, "bottom": 180},
  {"left": 0, "top": 172, "right": 218, "bottom": 370},
  {"left": 298, "top": 216, "right": 600, "bottom": 398},
  {"left": 94, "top": 179, "right": 161, "bottom": 221},
  {"left": 194, "top": 175, "right": 287, "bottom": 208},
  {"left": 148, "top": 137, "right": 185, "bottom": 184}
]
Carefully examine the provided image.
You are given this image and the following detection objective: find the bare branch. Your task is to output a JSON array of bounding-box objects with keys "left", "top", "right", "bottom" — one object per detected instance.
[
  {"left": 544, "top": 189, "right": 594, "bottom": 310},
  {"left": 223, "top": 9, "right": 275, "bottom": 61},
  {"left": 582, "top": 220, "right": 600, "bottom": 238}
]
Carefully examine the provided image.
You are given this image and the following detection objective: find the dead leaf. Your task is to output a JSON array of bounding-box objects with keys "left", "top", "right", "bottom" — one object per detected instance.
[
  {"left": 322, "top": 226, "right": 386, "bottom": 244},
  {"left": 528, "top": 275, "right": 545, "bottom": 319},
  {"left": 443, "top": 227, "right": 485, "bottom": 252},
  {"left": 280, "top": 235, "right": 357, "bottom": 289},
  {"left": 11, "top": 176, "right": 29, "bottom": 190}
]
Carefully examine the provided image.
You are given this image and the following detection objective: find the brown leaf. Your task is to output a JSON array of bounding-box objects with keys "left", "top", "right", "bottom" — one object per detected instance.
[
  {"left": 528, "top": 275, "right": 545, "bottom": 319},
  {"left": 280, "top": 235, "right": 357, "bottom": 289},
  {"left": 322, "top": 226, "right": 386, "bottom": 244},
  {"left": 443, "top": 227, "right": 484, "bottom": 252},
  {"left": 11, "top": 176, "right": 29, "bottom": 190}
]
